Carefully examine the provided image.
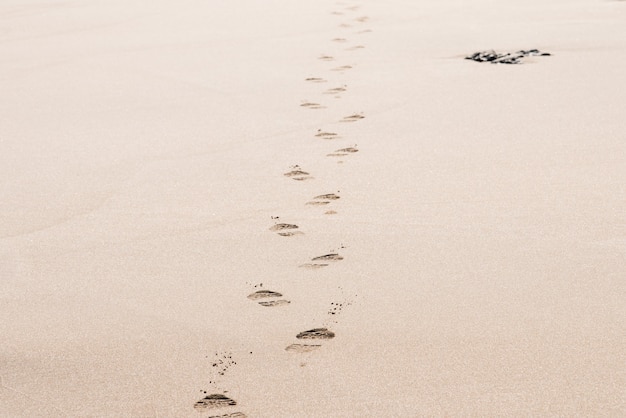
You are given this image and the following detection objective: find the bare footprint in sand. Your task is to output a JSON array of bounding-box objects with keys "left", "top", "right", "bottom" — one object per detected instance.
[
  {"left": 305, "top": 77, "right": 327, "bottom": 83},
  {"left": 327, "top": 145, "right": 358, "bottom": 157},
  {"left": 332, "top": 37, "right": 348, "bottom": 43},
  {"left": 248, "top": 290, "right": 291, "bottom": 307},
  {"left": 354, "top": 16, "right": 369, "bottom": 22},
  {"left": 340, "top": 113, "right": 364, "bottom": 122},
  {"left": 284, "top": 166, "right": 313, "bottom": 181},
  {"left": 318, "top": 55, "right": 335, "bottom": 61}
]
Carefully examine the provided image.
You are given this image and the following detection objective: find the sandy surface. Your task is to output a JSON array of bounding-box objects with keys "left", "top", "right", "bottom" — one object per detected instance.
[{"left": 1, "top": 0, "right": 625, "bottom": 416}]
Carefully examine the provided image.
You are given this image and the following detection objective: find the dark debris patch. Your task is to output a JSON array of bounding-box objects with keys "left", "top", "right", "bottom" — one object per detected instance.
[{"left": 465, "top": 49, "right": 551, "bottom": 64}]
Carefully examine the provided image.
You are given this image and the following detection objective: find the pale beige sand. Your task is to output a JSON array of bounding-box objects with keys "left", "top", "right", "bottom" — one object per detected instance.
[{"left": 1, "top": 0, "right": 626, "bottom": 416}]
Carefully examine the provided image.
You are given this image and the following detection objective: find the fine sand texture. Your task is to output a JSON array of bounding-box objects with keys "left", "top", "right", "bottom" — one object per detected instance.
[{"left": 1, "top": 0, "right": 626, "bottom": 416}]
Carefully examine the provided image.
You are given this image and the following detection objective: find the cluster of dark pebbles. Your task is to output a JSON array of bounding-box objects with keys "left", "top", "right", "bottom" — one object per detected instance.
[{"left": 465, "top": 49, "right": 551, "bottom": 64}]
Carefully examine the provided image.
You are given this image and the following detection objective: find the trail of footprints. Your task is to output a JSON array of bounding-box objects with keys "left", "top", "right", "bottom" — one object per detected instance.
[{"left": 198, "top": 2, "right": 371, "bottom": 414}]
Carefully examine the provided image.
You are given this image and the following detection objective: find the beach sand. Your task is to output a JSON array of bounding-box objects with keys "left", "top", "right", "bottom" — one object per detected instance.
[{"left": 1, "top": 0, "right": 625, "bottom": 416}]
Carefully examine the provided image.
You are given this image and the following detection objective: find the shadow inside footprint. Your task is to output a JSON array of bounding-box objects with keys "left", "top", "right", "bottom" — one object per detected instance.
[
  {"left": 314, "top": 193, "right": 340, "bottom": 200},
  {"left": 311, "top": 253, "right": 343, "bottom": 262},
  {"left": 285, "top": 344, "right": 322, "bottom": 353},
  {"left": 305, "top": 77, "right": 327, "bottom": 83},
  {"left": 299, "top": 263, "right": 329, "bottom": 269},
  {"left": 269, "top": 223, "right": 298, "bottom": 232},
  {"left": 327, "top": 146, "right": 358, "bottom": 157},
  {"left": 194, "top": 394, "right": 237, "bottom": 411},
  {"left": 258, "top": 300, "right": 291, "bottom": 307},
  {"left": 248, "top": 290, "right": 290, "bottom": 307},
  {"left": 296, "top": 328, "right": 335, "bottom": 340},
  {"left": 340, "top": 114, "right": 364, "bottom": 122},
  {"left": 284, "top": 169, "right": 313, "bottom": 181},
  {"left": 307, "top": 193, "right": 340, "bottom": 206},
  {"left": 277, "top": 231, "right": 303, "bottom": 236},
  {"left": 324, "top": 86, "right": 347, "bottom": 94},
  {"left": 300, "top": 102, "right": 325, "bottom": 109},
  {"left": 315, "top": 131, "right": 339, "bottom": 139},
  {"left": 247, "top": 290, "right": 283, "bottom": 300}
]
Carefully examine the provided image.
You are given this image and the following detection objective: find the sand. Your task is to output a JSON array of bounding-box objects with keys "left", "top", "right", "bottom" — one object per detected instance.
[{"left": 1, "top": 0, "right": 625, "bottom": 416}]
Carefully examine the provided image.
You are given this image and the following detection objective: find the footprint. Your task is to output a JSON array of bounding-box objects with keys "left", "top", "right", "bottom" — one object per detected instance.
[
  {"left": 194, "top": 394, "right": 237, "bottom": 411},
  {"left": 315, "top": 130, "right": 339, "bottom": 139},
  {"left": 327, "top": 146, "right": 358, "bottom": 157},
  {"left": 306, "top": 193, "right": 340, "bottom": 206},
  {"left": 207, "top": 414, "right": 247, "bottom": 418},
  {"left": 247, "top": 290, "right": 283, "bottom": 300},
  {"left": 305, "top": 77, "right": 327, "bottom": 83},
  {"left": 270, "top": 223, "right": 303, "bottom": 237},
  {"left": 323, "top": 86, "right": 347, "bottom": 94},
  {"left": 269, "top": 223, "right": 298, "bottom": 232},
  {"left": 296, "top": 328, "right": 336, "bottom": 340},
  {"left": 258, "top": 300, "right": 291, "bottom": 307},
  {"left": 247, "top": 289, "right": 291, "bottom": 307},
  {"left": 318, "top": 55, "right": 335, "bottom": 61},
  {"left": 299, "top": 263, "right": 329, "bottom": 269},
  {"left": 331, "top": 65, "right": 353, "bottom": 71},
  {"left": 357, "top": 28, "right": 372, "bottom": 34},
  {"left": 345, "top": 45, "right": 365, "bottom": 51},
  {"left": 340, "top": 113, "right": 364, "bottom": 122},
  {"left": 339, "top": 23, "right": 352, "bottom": 28},
  {"left": 284, "top": 166, "right": 313, "bottom": 181},
  {"left": 300, "top": 102, "right": 325, "bottom": 109},
  {"left": 285, "top": 344, "right": 322, "bottom": 353},
  {"left": 315, "top": 193, "right": 340, "bottom": 200},
  {"left": 299, "top": 253, "right": 343, "bottom": 269},
  {"left": 354, "top": 16, "right": 369, "bottom": 22},
  {"left": 332, "top": 37, "right": 347, "bottom": 43},
  {"left": 311, "top": 253, "right": 343, "bottom": 262},
  {"left": 325, "top": 210, "right": 338, "bottom": 215}
]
